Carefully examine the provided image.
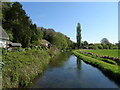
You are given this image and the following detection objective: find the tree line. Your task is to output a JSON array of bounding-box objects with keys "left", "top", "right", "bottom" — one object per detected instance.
[
  {"left": 2, "top": 2, "right": 74, "bottom": 50},
  {"left": 76, "top": 23, "right": 120, "bottom": 49}
]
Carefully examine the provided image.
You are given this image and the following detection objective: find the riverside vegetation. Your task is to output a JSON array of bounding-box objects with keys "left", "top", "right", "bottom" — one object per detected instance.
[
  {"left": 2, "top": 48, "right": 52, "bottom": 88},
  {"left": 72, "top": 50, "right": 120, "bottom": 81}
]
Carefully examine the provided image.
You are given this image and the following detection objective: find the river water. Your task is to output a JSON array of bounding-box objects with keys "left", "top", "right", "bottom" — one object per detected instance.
[{"left": 32, "top": 52, "right": 120, "bottom": 88}]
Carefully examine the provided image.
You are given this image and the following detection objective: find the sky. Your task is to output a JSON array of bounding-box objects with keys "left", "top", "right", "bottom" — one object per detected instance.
[{"left": 18, "top": 2, "right": 118, "bottom": 43}]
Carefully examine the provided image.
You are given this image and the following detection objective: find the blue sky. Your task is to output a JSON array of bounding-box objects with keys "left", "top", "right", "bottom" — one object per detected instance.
[{"left": 19, "top": 2, "right": 118, "bottom": 43}]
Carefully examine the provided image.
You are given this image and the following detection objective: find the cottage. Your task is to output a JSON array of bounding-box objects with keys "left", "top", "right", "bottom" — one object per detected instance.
[
  {"left": 40, "top": 39, "right": 50, "bottom": 48},
  {"left": 0, "top": 26, "right": 9, "bottom": 48}
]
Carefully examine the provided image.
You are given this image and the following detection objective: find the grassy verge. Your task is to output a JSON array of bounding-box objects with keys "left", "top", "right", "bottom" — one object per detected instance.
[
  {"left": 79, "top": 51, "right": 118, "bottom": 65},
  {"left": 2, "top": 49, "right": 52, "bottom": 88},
  {"left": 72, "top": 50, "right": 120, "bottom": 79},
  {"left": 82, "top": 49, "right": 119, "bottom": 58}
]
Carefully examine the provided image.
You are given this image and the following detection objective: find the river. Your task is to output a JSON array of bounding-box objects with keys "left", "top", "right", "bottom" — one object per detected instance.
[{"left": 32, "top": 52, "right": 120, "bottom": 88}]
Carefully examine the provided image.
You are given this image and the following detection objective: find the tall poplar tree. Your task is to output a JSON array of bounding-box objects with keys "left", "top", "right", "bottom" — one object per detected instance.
[{"left": 76, "top": 23, "right": 82, "bottom": 49}]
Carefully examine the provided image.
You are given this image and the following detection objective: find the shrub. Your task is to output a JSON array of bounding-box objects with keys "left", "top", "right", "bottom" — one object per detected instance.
[
  {"left": 98, "top": 45, "right": 103, "bottom": 49},
  {"left": 2, "top": 49, "right": 51, "bottom": 88},
  {"left": 2, "top": 48, "right": 7, "bottom": 55}
]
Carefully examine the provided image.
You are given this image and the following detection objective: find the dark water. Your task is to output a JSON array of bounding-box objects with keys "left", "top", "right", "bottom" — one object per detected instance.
[{"left": 32, "top": 52, "right": 120, "bottom": 88}]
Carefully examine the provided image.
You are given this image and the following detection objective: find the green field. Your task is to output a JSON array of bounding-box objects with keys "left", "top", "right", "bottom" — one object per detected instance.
[{"left": 82, "top": 49, "right": 119, "bottom": 58}]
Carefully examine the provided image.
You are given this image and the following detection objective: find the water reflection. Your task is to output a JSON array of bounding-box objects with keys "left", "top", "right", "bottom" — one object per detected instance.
[
  {"left": 76, "top": 58, "right": 82, "bottom": 79},
  {"left": 49, "top": 51, "right": 71, "bottom": 67},
  {"left": 76, "top": 58, "right": 81, "bottom": 70}
]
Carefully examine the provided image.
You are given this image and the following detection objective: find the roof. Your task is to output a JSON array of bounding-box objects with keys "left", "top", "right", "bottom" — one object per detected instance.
[
  {"left": 40, "top": 39, "right": 50, "bottom": 44},
  {"left": 9, "top": 43, "right": 22, "bottom": 47},
  {"left": 0, "top": 26, "right": 9, "bottom": 40}
]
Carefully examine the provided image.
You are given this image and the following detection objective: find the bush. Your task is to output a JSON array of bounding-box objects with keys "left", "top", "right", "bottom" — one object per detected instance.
[
  {"left": 2, "top": 48, "right": 7, "bottom": 55},
  {"left": 88, "top": 46, "right": 93, "bottom": 49},
  {"left": 49, "top": 45, "right": 59, "bottom": 57},
  {"left": 98, "top": 45, "right": 103, "bottom": 49},
  {"left": 2, "top": 49, "right": 51, "bottom": 88},
  {"left": 92, "top": 45, "right": 98, "bottom": 50}
]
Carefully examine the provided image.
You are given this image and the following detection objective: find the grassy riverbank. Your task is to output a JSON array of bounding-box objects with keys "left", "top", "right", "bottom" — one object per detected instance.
[
  {"left": 2, "top": 49, "right": 53, "bottom": 88},
  {"left": 82, "top": 49, "right": 119, "bottom": 58},
  {"left": 72, "top": 50, "right": 120, "bottom": 79}
]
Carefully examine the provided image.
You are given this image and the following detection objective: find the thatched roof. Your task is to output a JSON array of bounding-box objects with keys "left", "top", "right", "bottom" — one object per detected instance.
[
  {"left": 40, "top": 39, "right": 50, "bottom": 44},
  {"left": 9, "top": 43, "right": 22, "bottom": 47},
  {"left": 0, "top": 26, "right": 9, "bottom": 40}
]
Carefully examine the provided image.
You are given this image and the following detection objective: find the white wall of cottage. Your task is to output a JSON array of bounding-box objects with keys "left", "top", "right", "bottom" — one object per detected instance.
[{"left": 0, "top": 39, "right": 7, "bottom": 48}]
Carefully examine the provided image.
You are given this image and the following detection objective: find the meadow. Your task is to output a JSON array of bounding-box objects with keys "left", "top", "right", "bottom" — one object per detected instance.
[{"left": 82, "top": 49, "right": 119, "bottom": 58}]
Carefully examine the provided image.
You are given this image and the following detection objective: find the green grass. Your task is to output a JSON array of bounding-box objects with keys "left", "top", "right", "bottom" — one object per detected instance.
[
  {"left": 79, "top": 51, "right": 118, "bottom": 65},
  {"left": 82, "top": 49, "right": 119, "bottom": 58},
  {"left": 2, "top": 49, "right": 51, "bottom": 88},
  {"left": 72, "top": 50, "right": 120, "bottom": 79}
]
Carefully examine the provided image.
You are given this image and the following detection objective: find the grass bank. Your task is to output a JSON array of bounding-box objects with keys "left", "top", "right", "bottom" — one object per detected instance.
[
  {"left": 72, "top": 50, "right": 120, "bottom": 79},
  {"left": 79, "top": 51, "right": 118, "bottom": 65},
  {"left": 82, "top": 49, "right": 119, "bottom": 58},
  {"left": 2, "top": 49, "right": 52, "bottom": 88}
]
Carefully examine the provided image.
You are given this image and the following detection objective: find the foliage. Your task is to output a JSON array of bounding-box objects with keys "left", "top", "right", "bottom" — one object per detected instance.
[
  {"left": 2, "top": 2, "right": 43, "bottom": 48},
  {"left": 82, "top": 41, "right": 88, "bottom": 46},
  {"left": 86, "top": 43, "right": 117, "bottom": 50},
  {"left": 92, "top": 44, "right": 103, "bottom": 49},
  {"left": 48, "top": 45, "right": 59, "bottom": 57},
  {"left": 38, "top": 27, "right": 74, "bottom": 50},
  {"left": 8, "top": 33, "right": 13, "bottom": 41},
  {"left": 2, "top": 49, "right": 51, "bottom": 88},
  {"left": 51, "top": 32, "right": 68, "bottom": 50},
  {"left": 76, "top": 23, "right": 82, "bottom": 49},
  {"left": 101, "top": 38, "right": 109, "bottom": 44},
  {"left": 97, "top": 44, "right": 103, "bottom": 49}
]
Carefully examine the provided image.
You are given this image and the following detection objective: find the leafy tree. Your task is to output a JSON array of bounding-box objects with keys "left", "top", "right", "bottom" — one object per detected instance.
[
  {"left": 8, "top": 33, "right": 13, "bottom": 41},
  {"left": 88, "top": 43, "right": 93, "bottom": 49},
  {"left": 101, "top": 38, "right": 109, "bottom": 44},
  {"left": 83, "top": 41, "right": 88, "bottom": 46},
  {"left": 101, "top": 43, "right": 109, "bottom": 49},
  {"left": 101, "top": 38, "right": 111, "bottom": 49},
  {"left": 112, "top": 44, "right": 118, "bottom": 49},
  {"left": 43, "top": 28, "right": 55, "bottom": 43},
  {"left": 65, "top": 36, "right": 73, "bottom": 49},
  {"left": 39, "top": 27, "right": 73, "bottom": 50},
  {"left": 97, "top": 44, "right": 103, "bottom": 49},
  {"left": 92, "top": 44, "right": 98, "bottom": 50},
  {"left": 107, "top": 43, "right": 113, "bottom": 49},
  {"left": 31, "top": 24, "right": 43, "bottom": 46},
  {"left": 76, "top": 23, "right": 82, "bottom": 49},
  {"left": 51, "top": 32, "right": 68, "bottom": 50},
  {"left": 82, "top": 41, "right": 88, "bottom": 49},
  {"left": 2, "top": 2, "right": 12, "bottom": 23},
  {"left": 2, "top": 2, "right": 43, "bottom": 47}
]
